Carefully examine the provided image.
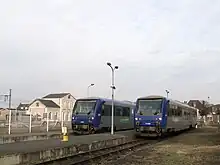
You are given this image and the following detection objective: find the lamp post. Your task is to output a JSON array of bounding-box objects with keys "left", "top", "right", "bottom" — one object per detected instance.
[
  {"left": 165, "top": 90, "right": 169, "bottom": 99},
  {"left": 87, "top": 84, "right": 94, "bottom": 97},
  {"left": 107, "top": 62, "right": 118, "bottom": 135}
]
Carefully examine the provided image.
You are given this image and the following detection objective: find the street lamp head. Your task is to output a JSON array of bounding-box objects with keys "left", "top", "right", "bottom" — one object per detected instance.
[
  {"left": 107, "top": 62, "right": 111, "bottom": 66},
  {"left": 115, "top": 66, "right": 119, "bottom": 69},
  {"left": 91, "top": 84, "right": 94, "bottom": 86},
  {"left": 111, "top": 86, "right": 116, "bottom": 90}
]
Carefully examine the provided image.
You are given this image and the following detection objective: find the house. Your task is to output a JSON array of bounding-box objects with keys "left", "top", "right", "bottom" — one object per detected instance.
[
  {"left": 27, "top": 93, "right": 76, "bottom": 121},
  {"left": 17, "top": 103, "right": 29, "bottom": 111},
  {"left": 28, "top": 99, "right": 60, "bottom": 121},
  {"left": 210, "top": 104, "right": 220, "bottom": 123},
  {"left": 42, "top": 93, "right": 76, "bottom": 121},
  {"left": 0, "top": 108, "right": 17, "bottom": 122},
  {"left": 16, "top": 103, "right": 30, "bottom": 115},
  {"left": 188, "top": 99, "right": 220, "bottom": 123},
  {"left": 188, "top": 100, "right": 204, "bottom": 110},
  {"left": 188, "top": 100, "right": 209, "bottom": 122},
  {"left": 0, "top": 108, "right": 9, "bottom": 121}
]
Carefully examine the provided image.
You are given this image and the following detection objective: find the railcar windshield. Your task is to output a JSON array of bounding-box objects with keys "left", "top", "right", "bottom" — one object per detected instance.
[
  {"left": 137, "top": 99, "right": 162, "bottom": 116},
  {"left": 73, "top": 100, "right": 97, "bottom": 115}
]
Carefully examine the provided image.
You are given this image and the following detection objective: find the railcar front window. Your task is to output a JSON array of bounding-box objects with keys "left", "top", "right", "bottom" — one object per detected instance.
[
  {"left": 73, "top": 100, "right": 96, "bottom": 114},
  {"left": 138, "top": 99, "right": 162, "bottom": 116}
]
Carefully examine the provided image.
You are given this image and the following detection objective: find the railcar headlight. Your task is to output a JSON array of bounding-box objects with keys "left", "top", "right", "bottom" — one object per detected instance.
[
  {"left": 158, "top": 117, "right": 162, "bottom": 121},
  {"left": 89, "top": 116, "right": 94, "bottom": 121},
  {"left": 135, "top": 117, "right": 138, "bottom": 120},
  {"left": 72, "top": 116, "right": 75, "bottom": 120}
]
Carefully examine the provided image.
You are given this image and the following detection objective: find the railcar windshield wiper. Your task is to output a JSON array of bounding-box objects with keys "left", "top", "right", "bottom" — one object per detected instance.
[{"left": 153, "top": 111, "right": 160, "bottom": 115}]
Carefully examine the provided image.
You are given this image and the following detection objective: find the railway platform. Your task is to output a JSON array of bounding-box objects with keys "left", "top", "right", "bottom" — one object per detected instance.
[
  {"left": 0, "top": 130, "right": 135, "bottom": 165},
  {"left": 0, "top": 131, "right": 70, "bottom": 144}
]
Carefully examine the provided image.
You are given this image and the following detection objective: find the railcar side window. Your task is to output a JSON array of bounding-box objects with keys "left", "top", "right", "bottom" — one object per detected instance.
[
  {"left": 184, "top": 111, "right": 187, "bottom": 119},
  {"left": 102, "top": 104, "right": 132, "bottom": 117},
  {"left": 102, "top": 104, "right": 112, "bottom": 116},
  {"left": 172, "top": 109, "right": 175, "bottom": 116},
  {"left": 115, "top": 106, "right": 123, "bottom": 116},
  {"left": 167, "top": 104, "right": 170, "bottom": 116},
  {"left": 122, "top": 107, "right": 130, "bottom": 117},
  {"left": 177, "top": 107, "right": 182, "bottom": 116}
]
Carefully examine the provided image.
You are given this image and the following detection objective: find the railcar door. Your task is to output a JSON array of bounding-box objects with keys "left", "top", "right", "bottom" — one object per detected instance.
[
  {"left": 100, "top": 104, "right": 112, "bottom": 130},
  {"left": 115, "top": 105, "right": 132, "bottom": 130}
]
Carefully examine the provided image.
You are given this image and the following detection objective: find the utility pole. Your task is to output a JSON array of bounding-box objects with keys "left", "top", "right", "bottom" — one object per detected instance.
[
  {"left": 0, "top": 89, "right": 12, "bottom": 134},
  {"left": 0, "top": 89, "right": 12, "bottom": 111},
  {"left": 9, "top": 89, "right": 12, "bottom": 111}
]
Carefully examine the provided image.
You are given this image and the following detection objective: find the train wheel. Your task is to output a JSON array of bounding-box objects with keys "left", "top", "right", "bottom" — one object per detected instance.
[
  {"left": 156, "top": 129, "right": 163, "bottom": 138},
  {"left": 89, "top": 127, "right": 96, "bottom": 134}
]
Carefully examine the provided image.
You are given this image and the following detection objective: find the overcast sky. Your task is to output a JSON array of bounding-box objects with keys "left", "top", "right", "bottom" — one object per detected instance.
[{"left": 1, "top": 0, "right": 220, "bottom": 107}]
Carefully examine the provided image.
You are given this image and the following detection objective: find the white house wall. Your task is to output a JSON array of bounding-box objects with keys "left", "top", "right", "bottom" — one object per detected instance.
[
  {"left": 62, "top": 94, "right": 75, "bottom": 121},
  {"left": 42, "top": 94, "right": 75, "bottom": 121},
  {"left": 29, "top": 100, "right": 46, "bottom": 117},
  {"left": 45, "top": 107, "right": 60, "bottom": 120},
  {"left": 62, "top": 94, "right": 75, "bottom": 110}
]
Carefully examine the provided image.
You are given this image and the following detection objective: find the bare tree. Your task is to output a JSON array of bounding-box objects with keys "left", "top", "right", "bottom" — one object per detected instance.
[{"left": 199, "top": 101, "right": 210, "bottom": 116}]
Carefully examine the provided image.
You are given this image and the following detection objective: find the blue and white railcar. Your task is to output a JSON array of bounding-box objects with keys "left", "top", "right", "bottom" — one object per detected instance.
[
  {"left": 135, "top": 95, "right": 197, "bottom": 137},
  {"left": 72, "top": 97, "right": 136, "bottom": 134}
]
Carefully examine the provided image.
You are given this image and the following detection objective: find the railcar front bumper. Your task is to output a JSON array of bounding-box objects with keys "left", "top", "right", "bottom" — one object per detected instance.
[
  {"left": 135, "top": 126, "right": 159, "bottom": 137},
  {"left": 72, "top": 124, "right": 97, "bottom": 134}
]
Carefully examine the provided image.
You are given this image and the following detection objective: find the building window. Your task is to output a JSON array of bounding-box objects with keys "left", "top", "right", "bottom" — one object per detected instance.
[
  {"left": 48, "top": 112, "right": 52, "bottom": 120},
  {"left": 36, "top": 102, "right": 39, "bottom": 107},
  {"left": 54, "top": 112, "right": 58, "bottom": 120},
  {"left": 63, "top": 101, "right": 66, "bottom": 108},
  {"left": 68, "top": 95, "right": 71, "bottom": 99}
]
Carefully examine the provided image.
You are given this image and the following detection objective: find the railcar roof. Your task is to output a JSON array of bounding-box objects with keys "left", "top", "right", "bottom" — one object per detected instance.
[
  {"left": 137, "top": 95, "right": 198, "bottom": 110},
  {"left": 169, "top": 99, "right": 198, "bottom": 110},
  {"left": 138, "top": 95, "right": 165, "bottom": 100},
  {"left": 77, "top": 97, "right": 136, "bottom": 106}
]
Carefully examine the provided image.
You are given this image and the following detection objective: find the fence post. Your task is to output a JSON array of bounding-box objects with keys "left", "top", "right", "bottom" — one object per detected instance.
[
  {"left": 29, "top": 109, "right": 32, "bottom": 133},
  {"left": 61, "top": 111, "right": 64, "bottom": 127},
  {"left": 8, "top": 109, "right": 12, "bottom": 134},
  {"left": 46, "top": 112, "right": 49, "bottom": 132}
]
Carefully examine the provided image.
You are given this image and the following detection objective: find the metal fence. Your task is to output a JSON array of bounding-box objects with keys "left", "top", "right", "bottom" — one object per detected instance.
[{"left": 0, "top": 111, "right": 71, "bottom": 135}]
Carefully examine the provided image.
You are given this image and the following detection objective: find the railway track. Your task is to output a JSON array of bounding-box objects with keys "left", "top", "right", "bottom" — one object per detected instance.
[
  {"left": 38, "top": 130, "right": 192, "bottom": 165},
  {"left": 38, "top": 138, "right": 154, "bottom": 165}
]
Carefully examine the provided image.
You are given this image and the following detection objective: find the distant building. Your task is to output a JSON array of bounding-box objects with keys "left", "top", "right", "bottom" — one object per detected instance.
[
  {"left": 210, "top": 104, "right": 220, "bottom": 123},
  {"left": 188, "top": 100, "right": 220, "bottom": 123},
  {"left": 28, "top": 99, "right": 60, "bottom": 121},
  {"left": 188, "top": 100, "right": 204, "bottom": 110},
  {"left": 28, "top": 93, "right": 76, "bottom": 121},
  {"left": 188, "top": 100, "right": 208, "bottom": 122},
  {"left": 16, "top": 103, "right": 30, "bottom": 114},
  {"left": 42, "top": 93, "right": 76, "bottom": 121},
  {"left": 0, "top": 108, "right": 9, "bottom": 121}
]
